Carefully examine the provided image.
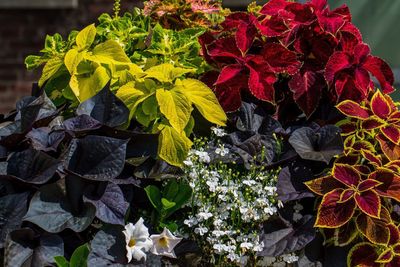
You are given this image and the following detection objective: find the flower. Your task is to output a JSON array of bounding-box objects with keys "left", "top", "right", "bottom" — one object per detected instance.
[
  {"left": 123, "top": 218, "right": 152, "bottom": 262},
  {"left": 150, "top": 228, "right": 182, "bottom": 258}
]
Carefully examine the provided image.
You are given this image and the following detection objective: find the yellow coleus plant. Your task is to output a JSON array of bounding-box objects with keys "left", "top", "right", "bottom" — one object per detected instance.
[
  {"left": 117, "top": 63, "right": 227, "bottom": 166},
  {"left": 39, "top": 24, "right": 143, "bottom": 102}
]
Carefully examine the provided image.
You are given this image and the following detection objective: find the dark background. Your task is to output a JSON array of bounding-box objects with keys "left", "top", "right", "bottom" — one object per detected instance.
[{"left": 0, "top": 0, "right": 398, "bottom": 114}]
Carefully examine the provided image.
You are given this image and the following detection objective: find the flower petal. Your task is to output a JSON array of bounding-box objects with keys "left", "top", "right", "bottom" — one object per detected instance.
[
  {"left": 315, "top": 188, "right": 356, "bottom": 228},
  {"left": 354, "top": 190, "right": 381, "bottom": 218},
  {"left": 332, "top": 164, "right": 361, "bottom": 187}
]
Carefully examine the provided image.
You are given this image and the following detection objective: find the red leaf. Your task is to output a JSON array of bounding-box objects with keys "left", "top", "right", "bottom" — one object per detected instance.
[
  {"left": 381, "top": 125, "right": 400, "bottom": 145},
  {"left": 336, "top": 100, "right": 370, "bottom": 119},
  {"left": 354, "top": 190, "right": 381, "bottom": 218},
  {"left": 332, "top": 164, "right": 361, "bottom": 187},
  {"left": 376, "top": 248, "right": 394, "bottom": 263},
  {"left": 348, "top": 242, "right": 380, "bottom": 267},
  {"left": 325, "top": 51, "right": 352, "bottom": 84},
  {"left": 262, "top": 43, "right": 302, "bottom": 75},
  {"left": 372, "top": 169, "right": 400, "bottom": 202},
  {"left": 356, "top": 209, "right": 391, "bottom": 245},
  {"left": 305, "top": 175, "right": 345, "bottom": 196},
  {"left": 338, "top": 188, "right": 355, "bottom": 203},
  {"left": 289, "top": 71, "right": 325, "bottom": 117},
  {"left": 260, "top": 0, "right": 290, "bottom": 15},
  {"left": 361, "top": 117, "right": 383, "bottom": 130},
  {"left": 315, "top": 188, "right": 356, "bottom": 228},
  {"left": 363, "top": 55, "right": 395, "bottom": 94},
  {"left": 207, "top": 37, "right": 242, "bottom": 60},
  {"left": 215, "top": 64, "right": 244, "bottom": 85},
  {"left": 357, "top": 179, "right": 382, "bottom": 192},
  {"left": 236, "top": 21, "right": 257, "bottom": 54},
  {"left": 370, "top": 90, "right": 392, "bottom": 120}
]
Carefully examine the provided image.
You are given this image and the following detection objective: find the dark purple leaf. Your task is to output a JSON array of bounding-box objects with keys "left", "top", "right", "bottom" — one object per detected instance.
[
  {"left": 76, "top": 84, "right": 129, "bottom": 128},
  {"left": 26, "top": 127, "right": 65, "bottom": 152},
  {"left": 83, "top": 183, "right": 129, "bottom": 225},
  {"left": 0, "top": 192, "right": 29, "bottom": 248},
  {"left": 63, "top": 115, "right": 102, "bottom": 133}
]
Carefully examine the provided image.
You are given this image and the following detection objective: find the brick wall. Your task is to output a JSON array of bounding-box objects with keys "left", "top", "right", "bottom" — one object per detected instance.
[{"left": 0, "top": 0, "right": 142, "bottom": 114}]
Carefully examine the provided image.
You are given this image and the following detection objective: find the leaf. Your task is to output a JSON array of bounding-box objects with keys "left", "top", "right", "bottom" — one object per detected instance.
[
  {"left": 289, "top": 125, "right": 344, "bottom": 164},
  {"left": 76, "top": 83, "right": 129, "bottom": 127},
  {"left": 39, "top": 57, "right": 64, "bottom": 87},
  {"left": 156, "top": 88, "right": 192, "bottom": 132},
  {"left": 158, "top": 125, "right": 192, "bottom": 167},
  {"left": 88, "top": 226, "right": 132, "bottom": 266},
  {"left": 89, "top": 40, "right": 131, "bottom": 64},
  {"left": 23, "top": 182, "right": 95, "bottom": 233},
  {"left": 145, "top": 64, "right": 195, "bottom": 83},
  {"left": 161, "top": 198, "right": 176, "bottom": 210},
  {"left": 116, "top": 82, "right": 148, "bottom": 120},
  {"left": 71, "top": 65, "right": 110, "bottom": 102},
  {"left": 166, "top": 182, "right": 192, "bottom": 217},
  {"left": 145, "top": 185, "right": 162, "bottom": 211},
  {"left": 259, "top": 215, "right": 316, "bottom": 257},
  {"left": 5, "top": 148, "right": 59, "bottom": 184},
  {"left": 54, "top": 256, "right": 69, "bottom": 267},
  {"left": 64, "top": 48, "right": 83, "bottom": 74},
  {"left": 4, "top": 229, "right": 64, "bottom": 267},
  {"left": 64, "top": 135, "right": 128, "bottom": 181},
  {"left": 179, "top": 78, "right": 227, "bottom": 126},
  {"left": 76, "top": 24, "right": 96, "bottom": 50},
  {"left": 26, "top": 127, "right": 65, "bottom": 152},
  {"left": 70, "top": 244, "right": 90, "bottom": 267},
  {"left": 83, "top": 183, "right": 129, "bottom": 225},
  {"left": 0, "top": 192, "right": 29, "bottom": 248}
]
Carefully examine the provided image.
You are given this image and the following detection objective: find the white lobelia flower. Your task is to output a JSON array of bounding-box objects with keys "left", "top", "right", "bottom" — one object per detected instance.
[
  {"left": 150, "top": 228, "right": 183, "bottom": 258},
  {"left": 123, "top": 218, "right": 153, "bottom": 263}
]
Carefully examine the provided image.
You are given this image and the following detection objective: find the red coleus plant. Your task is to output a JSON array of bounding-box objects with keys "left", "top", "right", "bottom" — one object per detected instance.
[
  {"left": 200, "top": 0, "right": 394, "bottom": 119},
  {"left": 305, "top": 164, "right": 400, "bottom": 228}
]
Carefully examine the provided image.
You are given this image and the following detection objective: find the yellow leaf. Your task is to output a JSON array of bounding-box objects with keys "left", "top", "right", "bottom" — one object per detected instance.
[
  {"left": 38, "top": 57, "right": 63, "bottom": 87},
  {"left": 116, "top": 82, "right": 149, "bottom": 120},
  {"left": 70, "top": 66, "right": 110, "bottom": 102},
  {"left": 156, "top": 88, "right": 192, "bottom": 132},
  {"left": 145, "top": 63, "right": 195, "bottom": 83},
  {"left": 158, "top": 125, "right": 192, "bottom": 167},
  {"left": 178, "top": 78, "right": 227, "bottom": 126},
  {"left": 76, "top": 24, "right": 96, "bottom": 50},
  {"left": 88, "top": 40, "right": 131, "bottom": 64},
  {"left": 64, "top": 48, "right": 83, "bottom": 74}
]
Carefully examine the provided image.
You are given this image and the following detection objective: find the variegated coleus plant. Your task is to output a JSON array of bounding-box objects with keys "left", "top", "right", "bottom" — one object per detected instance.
[{"left": 306, "top": 90, "right": 400, "bottom": 266}]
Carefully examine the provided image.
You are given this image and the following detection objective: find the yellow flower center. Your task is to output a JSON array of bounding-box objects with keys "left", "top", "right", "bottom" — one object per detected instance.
[
  {"left": 128, "top": 238, "right": 136, "bottom": 247},
  {"left": 158, "top": 237, "right": 169, "bottom": 248}
]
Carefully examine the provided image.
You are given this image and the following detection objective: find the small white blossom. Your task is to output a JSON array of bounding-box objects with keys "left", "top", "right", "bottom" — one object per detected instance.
[
  {"left": 215, "top": 146, "right": 229, "bottom": 156},
  {"left": 194, "top": 227, "right": 208, "bottom": 236},
  {"left": 123, "top": 218, "right": 152, "bottom": 262},
  {"left": 211, "top": 127, "right": 227, "bottom": 137},
  {"left": 282, "top": 254, "right": 299, "bottom": 263},
  {"left": 194, "top": 150, "right": 211, "bottom": 163},
  {"left": 150, "top": 228, "right": 182, "bottom": 258}
]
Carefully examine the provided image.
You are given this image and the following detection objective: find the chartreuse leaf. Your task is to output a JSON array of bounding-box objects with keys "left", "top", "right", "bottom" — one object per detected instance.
[
  {"left": 116, "top": 82, "right": 148, "bottom": 120},
  {"left": 158, "top": 125, "right": 192, "bottom": 166},
  {"left": 64, "top": 48, "right": 83, "bottom": 74},
  {"left": 76, "top": 24, "right": 96, "bottom": 51},
  {"left": 161, "top": 198, "right": 176, "bottom": 210},
  {"left": 156, "top": 88, "right": 192, "bottom": 132},
  {"left": 145, "top": 63, "right": 195, "bottom": 83},
  {"left": 39, "top": 57, "right": 64, "bottom": 87},
  {"left": 178, "top": 78, "right": 227, "bottom": 126},
  {"left": 87, "top": 40, "right": 131, "bottom": 64}
]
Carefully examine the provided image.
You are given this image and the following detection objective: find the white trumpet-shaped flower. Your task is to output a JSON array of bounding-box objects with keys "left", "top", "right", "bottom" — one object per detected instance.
[
  {"left": 123, "top": 218, "right": 152, "bottom": 262},
  {"left": 150, "top": 228, "right": 182, "bottom": 258}
]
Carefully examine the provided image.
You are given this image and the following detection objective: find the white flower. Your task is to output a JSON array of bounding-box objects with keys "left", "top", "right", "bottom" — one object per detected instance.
[
  {"left": 211, "top": 127, "right": 227, "bottom": 137},
  {"left": 282, "top": 254, "right": 299, "bottom": 263},
  {"left": 197, "top": 212, "right": 213, "bottom": 221},
  {"left": 194, "top": 150, "right": 211, "bottom": 163},
  {"left": 183, "top": 159, "right": 193, "bottom": 166},
  {"left": 215, "top": 146, "right": 229, "bottom": 156},
  {"left": 123, "top": 218, "right": 152, "bottom": 263},
  {"left": 194, "top": 227, "right": 208, "bottom": 236},
  {"left": 184, "top": 216, "right": 198, "bottom": 227},
  {"left": 150, "top": 228, "right": 182, "bottom": 258}
]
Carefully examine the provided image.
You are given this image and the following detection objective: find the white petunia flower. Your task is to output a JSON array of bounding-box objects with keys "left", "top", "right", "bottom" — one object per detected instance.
[
  {"left": 150, "top": 228, "right": 182, "bottom": 258},
  {"left": 123, "top": 218, "right": 152, "bottom": 263}
]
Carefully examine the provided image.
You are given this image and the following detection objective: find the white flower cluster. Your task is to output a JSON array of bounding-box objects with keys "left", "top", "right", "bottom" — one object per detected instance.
[{"left": 182, "top": 139, "right": 282, "bottom": 266}]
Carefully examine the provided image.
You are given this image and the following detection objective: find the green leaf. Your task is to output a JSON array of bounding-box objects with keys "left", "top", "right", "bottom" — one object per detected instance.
[
  {"left": 158, "top": 125, "right": 192, "bottom": 167},
  {"left": 64, "top": 48, "right": 83, "bottom": 74},
  {"left": 165, "top": 182, "right": 192, "bottom": 217},
  {"left": 25, "top": 55, "right": 45, "bottom": 70},
  {"left": 54, "top": 256, "right": 69, "bottom": 267},
  {"left": 161, "top": 198, "right": 176, "bottom": 210},
  {"left": 144, "top": 185, "right": 162, "bottom": 211},
  {"left": 163, "top": 180, "right": 179, "bottom": 201},
  {"left": 184, "top": 116, "right": 195, "bottom": 137},
  {"left": 70, "top": 244, "right": 90, "bottom": 267},
  {"left": 116, "top": 82, "right": 148, "bottom": 120},
  {"left": 156, "top": 88, "right": 192, "bottom": 132},
  {"left": 178, "top": 78, "right": 227, "bottom": 126},
  {"left": 88, "top": 40, "right": 131, "bottom": 64},
  {"left": 76, "top": 24, "right": 96, "bottom": 50},
  {"left": 159, "top": 221, "right": 178, "bottom": 232},
  {"left": 38, "top": 57, "right": 64, "bottom": 87},
  {"left": 145, "top": 63, "right": 195, "bottom": 83}
]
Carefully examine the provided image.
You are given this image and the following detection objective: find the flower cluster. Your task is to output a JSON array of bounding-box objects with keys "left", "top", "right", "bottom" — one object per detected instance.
[
  {"left": 123, "top": 218, "right": 182, "bottom": 263},
  {"left": 200, "top": 0, "right": 394, "bottom": 119},
  {"left": 181, "top": 135, "right": 290, "bottom": 266}
]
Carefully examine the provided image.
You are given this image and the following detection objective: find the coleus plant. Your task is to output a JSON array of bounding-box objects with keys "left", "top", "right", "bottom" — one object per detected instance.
[{"left": 200, "top": 0, "right": 394, "bottom": 120}]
